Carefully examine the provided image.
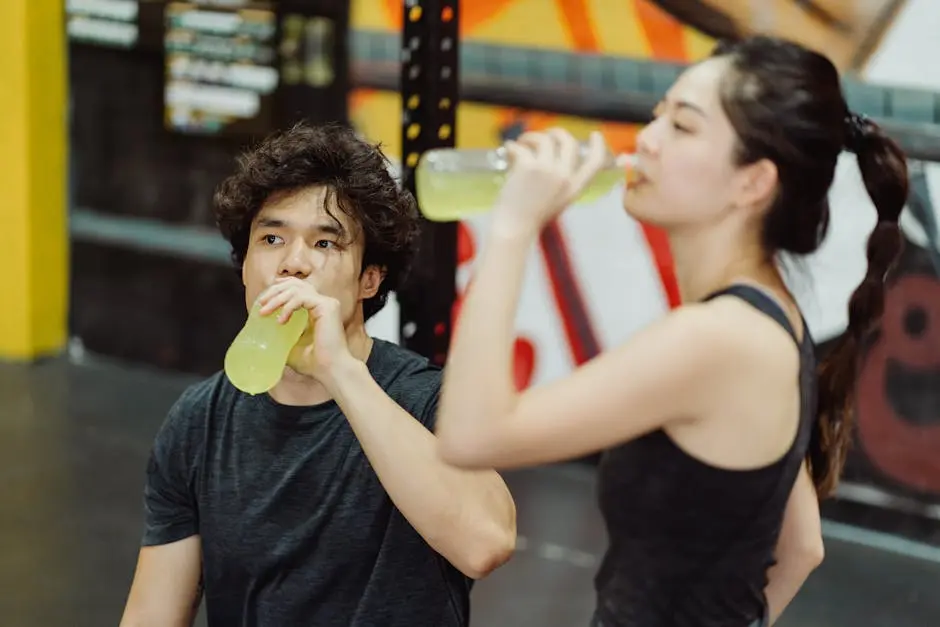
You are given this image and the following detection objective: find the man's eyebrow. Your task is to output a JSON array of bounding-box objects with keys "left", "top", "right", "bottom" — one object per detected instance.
[
  {"left": 256, "top": 217, "right": 286, "bottom": 229},
  {"left": 314, "top": 222, "right": 346, "bottom": 237},
  {"left": 255, "top": 218, "right": 347, "bottom": 237}
]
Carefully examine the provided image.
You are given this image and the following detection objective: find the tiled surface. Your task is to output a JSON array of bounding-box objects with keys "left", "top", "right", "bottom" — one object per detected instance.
[{"left": 0, "top": 357, "right": 937, "bottom": 627}]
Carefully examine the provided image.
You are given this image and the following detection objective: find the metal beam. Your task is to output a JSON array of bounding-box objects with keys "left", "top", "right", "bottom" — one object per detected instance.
[
  {"left": 396, "top": 0, "right": 459, "bottom": 366},
  {"left": 349, "top": 29, "right": 940, "bottom": 128}
]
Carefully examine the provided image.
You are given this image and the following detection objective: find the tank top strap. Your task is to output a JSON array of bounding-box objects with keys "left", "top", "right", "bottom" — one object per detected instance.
[
  {"left": 704, "top": 283, "right": 817, "bottom": 447},
  {"left": 703, "top": 284, "right": 802, "bottom": 347}
]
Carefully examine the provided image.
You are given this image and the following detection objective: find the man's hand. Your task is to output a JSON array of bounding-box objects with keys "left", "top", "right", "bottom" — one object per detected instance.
[{"left": 256, "top": 277, "right": 354, "bottom": 383}]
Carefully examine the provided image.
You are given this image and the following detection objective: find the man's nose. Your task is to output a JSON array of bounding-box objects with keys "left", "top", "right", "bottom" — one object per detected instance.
[{"left": 276, "top": 244, "right": 313, "bottom": 278}]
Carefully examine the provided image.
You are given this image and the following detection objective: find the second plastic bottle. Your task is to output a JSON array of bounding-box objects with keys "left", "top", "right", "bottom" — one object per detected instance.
[{"left": 415, "top": 144, "right": 634, "bottom": 222}]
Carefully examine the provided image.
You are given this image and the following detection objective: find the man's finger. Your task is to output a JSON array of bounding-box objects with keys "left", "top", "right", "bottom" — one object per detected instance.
[
  {"left": 278, "top": 293, "right": 312, "bottom": 323},
  {"left": 258, "top": 289, "right": 292, "bottom": 316},
  {"left": 258, "top": 281, "right": 291, "bottom": 305}
]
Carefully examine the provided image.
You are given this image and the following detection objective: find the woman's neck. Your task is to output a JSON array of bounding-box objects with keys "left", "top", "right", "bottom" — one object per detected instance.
[{"left": 668, "top": 225, "right": 781, "bottom": 304}]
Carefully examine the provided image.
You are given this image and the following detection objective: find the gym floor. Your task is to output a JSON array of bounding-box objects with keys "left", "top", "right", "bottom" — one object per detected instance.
[{"left": 2, "top": 357, "right": 938, "bottom": 627}]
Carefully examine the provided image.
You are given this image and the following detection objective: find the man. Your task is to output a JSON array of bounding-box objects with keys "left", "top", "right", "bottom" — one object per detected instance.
[{"left": 119, "top": 122, "right": 517, "bottom": 627}]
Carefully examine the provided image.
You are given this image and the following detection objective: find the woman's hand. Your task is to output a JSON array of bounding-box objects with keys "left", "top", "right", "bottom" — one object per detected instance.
[{"left": 491, "top": 128, "right": 609, "bottom": 235}]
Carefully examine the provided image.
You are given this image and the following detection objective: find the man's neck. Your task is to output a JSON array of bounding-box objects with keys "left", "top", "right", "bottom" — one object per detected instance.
[{"left": 267, "top": 327, "right": 374, "bottom": 407}]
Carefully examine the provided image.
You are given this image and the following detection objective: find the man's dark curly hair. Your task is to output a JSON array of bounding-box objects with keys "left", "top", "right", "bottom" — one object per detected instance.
[{"left": 213, "top": 121, "right": 421, "bottom": 321}]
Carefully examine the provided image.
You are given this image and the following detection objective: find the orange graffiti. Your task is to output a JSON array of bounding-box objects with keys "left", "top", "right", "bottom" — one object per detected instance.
[
  {"left": 634, "top": 0, "right": 689, "bottom": 62},
  {"left": 598, "top": 123, "right": 640, "bottom": 155},
  {"left": 348, "top": 89, "right": 378, "bottom": 112},
  {"left": 555, "top": 0, "right": 600, "bottom": 51}
]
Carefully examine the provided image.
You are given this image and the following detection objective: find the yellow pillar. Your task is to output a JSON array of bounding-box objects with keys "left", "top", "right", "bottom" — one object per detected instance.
[{"left": 0, "top": 0, "right": 68, "bottom": 360}]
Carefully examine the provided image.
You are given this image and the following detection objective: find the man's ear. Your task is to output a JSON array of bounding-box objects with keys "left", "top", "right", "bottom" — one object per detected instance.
[{"left": 359, "top": 265, "right": 387, "bottom": 299}]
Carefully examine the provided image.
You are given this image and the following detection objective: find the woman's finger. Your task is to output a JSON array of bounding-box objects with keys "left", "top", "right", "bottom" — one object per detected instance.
[
  {"left": 547, "top": 127, "right": 579, "bottom": 174},
  {"left": 569, "top": 131, "right": 609, "bottom": 193}
]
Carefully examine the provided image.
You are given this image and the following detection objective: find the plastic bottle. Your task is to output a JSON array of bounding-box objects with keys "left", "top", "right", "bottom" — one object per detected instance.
[
  {"left": 224, "top": 302, "right": 309, "bottom": 395},
  {"left": 415, "top": 144, "right": 635, "bottom": 222}
]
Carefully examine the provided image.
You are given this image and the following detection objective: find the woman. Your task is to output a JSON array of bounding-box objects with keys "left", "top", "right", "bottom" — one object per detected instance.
[{"left": 435, "top": 36, "right": 908, "bottom": 627}]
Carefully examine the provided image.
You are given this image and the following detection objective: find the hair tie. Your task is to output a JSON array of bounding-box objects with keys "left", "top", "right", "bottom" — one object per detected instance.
[{"left": 844, "top": 111, "right": 870, "bottom": 152}]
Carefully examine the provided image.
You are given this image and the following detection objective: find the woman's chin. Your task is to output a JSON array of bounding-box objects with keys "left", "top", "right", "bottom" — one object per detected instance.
[{"left": 622, "top": 190, "right": 654, "bottom": 222}]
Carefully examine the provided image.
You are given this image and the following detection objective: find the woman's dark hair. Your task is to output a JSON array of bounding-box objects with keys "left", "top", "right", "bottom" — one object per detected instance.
[
  {"left": 213, "top": 121, "right": 421, "bottom": 320},
  {"left": 711, "top": 37, "right": 908, "bottom": 498}
]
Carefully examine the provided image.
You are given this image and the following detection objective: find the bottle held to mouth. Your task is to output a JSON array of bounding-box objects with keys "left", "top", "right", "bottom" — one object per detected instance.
[
  {"left": 224, "top": 301, "right": 310, "bottom": 395},
  {"left": 415, "top": 143, "right": 638, "bottom": 222}
]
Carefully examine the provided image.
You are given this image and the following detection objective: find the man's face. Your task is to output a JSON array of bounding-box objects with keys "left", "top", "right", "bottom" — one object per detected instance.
[{"left": 241, "top": 186, "right": 384, "bottom": 328}]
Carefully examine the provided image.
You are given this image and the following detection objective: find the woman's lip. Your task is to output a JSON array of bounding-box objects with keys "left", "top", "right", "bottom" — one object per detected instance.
[{"left": 626, "top": 169, "right": 649, "bottom": 189}]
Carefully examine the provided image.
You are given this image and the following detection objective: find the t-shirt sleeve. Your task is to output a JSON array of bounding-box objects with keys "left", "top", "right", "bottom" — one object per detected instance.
[
  {"left": 406, "top": 368, "right": 443, "bottom": 430},
  {"left": 141, "top": 396, "right": 200, "bottom": 546}
]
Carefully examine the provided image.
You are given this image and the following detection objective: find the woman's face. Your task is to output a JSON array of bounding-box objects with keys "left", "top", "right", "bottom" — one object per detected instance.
[{"left": 624, "top": 57, "right": 753, "bottom": 232}]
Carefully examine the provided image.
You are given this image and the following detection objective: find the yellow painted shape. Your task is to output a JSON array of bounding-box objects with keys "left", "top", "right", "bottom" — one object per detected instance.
[
  {"left": 588, "top": 0, "right": 653, "bottom": 56},
  {"left": 683, "top": 25, "right": 717, "bottom": 61},
  {"left": 351, "top": 0, "right": 393, "bottom": 30},
  {"left": 351, "top": 90, "right": 403, "bottom": 156},
  {"left": 465, "top": 0, "right": 573, "bottom": 48},
  {"left": 0, "top": 0, "right": 68, "bottom": 360}
]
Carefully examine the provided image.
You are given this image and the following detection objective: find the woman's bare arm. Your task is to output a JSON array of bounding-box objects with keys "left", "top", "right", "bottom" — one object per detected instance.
[{"left": 764, "top": 462, "right": 825, "bottom": 624}]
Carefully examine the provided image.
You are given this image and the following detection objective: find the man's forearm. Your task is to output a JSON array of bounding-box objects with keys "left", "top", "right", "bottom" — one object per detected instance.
[
  {"left": 119, "top": 606, "right": 198, "bottom": 627},
  {"left": 119, "top": 578, "right": 200, "bottom": 627},
  {"left": 326, "top": 357, "right": 516, "bottom": 578}
]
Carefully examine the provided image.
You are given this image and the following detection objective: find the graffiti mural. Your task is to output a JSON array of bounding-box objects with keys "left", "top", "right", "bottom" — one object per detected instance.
[{"left": 849, "top": 166, "right": 940, "bottom": 501}]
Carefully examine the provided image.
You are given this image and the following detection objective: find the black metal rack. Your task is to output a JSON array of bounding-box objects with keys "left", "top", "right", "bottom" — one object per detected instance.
[{"left": 396, "top": 0, "right": 460, "bottom": 365}]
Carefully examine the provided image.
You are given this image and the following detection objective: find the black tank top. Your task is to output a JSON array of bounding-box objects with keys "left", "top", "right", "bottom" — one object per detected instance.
[{"left": 593, "top": 285, "right": 817, "bottom": 627}]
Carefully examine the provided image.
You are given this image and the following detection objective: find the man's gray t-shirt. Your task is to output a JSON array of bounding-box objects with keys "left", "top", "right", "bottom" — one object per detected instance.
[{"left": 141, "top": 338, "right": 472, "bottom": 626}]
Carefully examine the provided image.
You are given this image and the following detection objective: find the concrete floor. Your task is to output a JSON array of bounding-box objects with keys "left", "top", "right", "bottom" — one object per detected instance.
[{"left": 1, "top": 356, "right": 938, "bottom": 627}]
